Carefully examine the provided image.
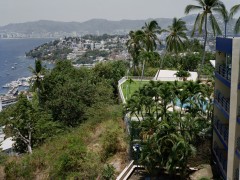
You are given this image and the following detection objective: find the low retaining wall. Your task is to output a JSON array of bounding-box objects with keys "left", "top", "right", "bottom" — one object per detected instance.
[
  {"left": 118, "top": 77, "right": 127, "bottom": 104},
  {"left": 116, "top": 160, "right": 134, "bottom": 180},
  {"left": 117, "top": 76, "right": 154, "bottom": 104}
]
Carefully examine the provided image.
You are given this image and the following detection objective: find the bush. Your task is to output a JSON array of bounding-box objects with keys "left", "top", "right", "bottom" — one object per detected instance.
[
  {"left": 50, "top": 137, "right": 101, "bottom": 179},
  {"left": 102, "top": 164, "right": 115, "bottom": 180},
  {"left": 4, "top": 158, "right": 34, "bottom": 179},
  {"left": 101, "top": 128, "right": 119, "bottom": 159},
  {"left": 0, "top": 153, "right": 7, "bottom": 165},
  {"left": 144, "top": 67, "right": 159, "bottom": 77},
  {"left": 175, "top": 70, "right": 190, "bottom": 81}
]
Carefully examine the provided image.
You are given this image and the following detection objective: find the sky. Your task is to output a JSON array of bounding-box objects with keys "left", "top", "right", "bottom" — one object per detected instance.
[{"left": 0, "top": 0, "right": 239, "bottom": 26}]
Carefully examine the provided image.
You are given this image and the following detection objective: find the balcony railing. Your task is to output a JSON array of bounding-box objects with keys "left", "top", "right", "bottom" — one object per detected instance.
[
  {"left": 213, "top": 141, "right": 227, "bottom": 175},
  {"left": 237, "top": 137, "right": 240, "bottom": 152},
  {"left": 234, "top": 168, "right": 239, "bottom": 180},
  {"left": 214, "top": 117, "right": 229, "bottom": 144},
  {"left": 236, "top": 137, "right": 240, "bottom": 160},
  {"left": 215, "top": 90, "right": 230, "bottom": 113},
  {"left": 216, "top": 64, "right": 231, "bottom": 81}
]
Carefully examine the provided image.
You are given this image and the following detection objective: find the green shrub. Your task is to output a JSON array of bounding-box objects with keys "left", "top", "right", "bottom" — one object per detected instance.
[
  {"left": 144, "top": 67, "right": 158, "bottom": 77},
  {"left": 101, "top": 127, "right": 119, "bottom": 159},
  {"left": 0, "top": 153, "right": 7, "bottom": 165},
  {"left": 102, "top": 164, "right": 115, "bottom": 180},
  {"left": 4, "top": 158, "right": 34, "bottom": 179}
]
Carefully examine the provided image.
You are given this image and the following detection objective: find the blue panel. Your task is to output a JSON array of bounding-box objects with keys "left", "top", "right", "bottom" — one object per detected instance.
[
  {"left": 214, "top": 100, "right": 229, "bottom": 119},
  {"left": 215, "top": 72, "right": 231, "bottom": 88},
  {"left": 216, "top": 37, "right": 232, "bottom": 54},
  {"left": 213, "top": 126, "right": 228, "bottom": 151},
  {"left": 236, "top": 149, "right": 240, "bottom": 159},
  {"left": 213, "top": 149, "right": 227, "bottom": 180}
]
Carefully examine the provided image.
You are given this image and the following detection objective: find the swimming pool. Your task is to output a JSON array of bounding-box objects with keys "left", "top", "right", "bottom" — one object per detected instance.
[{"left": 174, "top": 97, "right": 209, "bottom": 111}]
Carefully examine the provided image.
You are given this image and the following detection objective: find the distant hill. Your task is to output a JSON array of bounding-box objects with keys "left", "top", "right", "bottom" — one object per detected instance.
[
  {"left": 0, "top": 14, "right": 238, "bottom": 36},
  {"left": 0, "top": 18, "right": 174, "bottom": 35}
]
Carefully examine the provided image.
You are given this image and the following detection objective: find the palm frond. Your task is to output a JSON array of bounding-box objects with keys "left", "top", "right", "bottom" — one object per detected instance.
[
  {"left": 209, "top": 13, "right": 222, "bottom": 36},
  {"left": 198, "top": 12, "right": 206, "bottom": 35},
  {"left": 185, "top": 5, "right": 203, "bottom": 14},
  {"left": 213, "top": 3, "right": 229, "bottom": 22},
  {"left": 230, "top": 4, "right": 240, "bottom": 17},
  {"left": 191, "top": 13, "right": 201, "bottom": 36},
  {"left": 234, "top": 17, "right": 240, "bottom": 34}
]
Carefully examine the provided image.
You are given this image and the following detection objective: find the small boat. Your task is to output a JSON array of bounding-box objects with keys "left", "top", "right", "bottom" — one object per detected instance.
[{"left": 11, "top": 66, "right": 15, "bottom": 70}]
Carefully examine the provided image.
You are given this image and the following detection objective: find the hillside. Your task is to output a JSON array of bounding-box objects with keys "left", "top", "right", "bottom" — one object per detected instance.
[{"left": 1, "top": 105, "right": 128, "bottom": 179}]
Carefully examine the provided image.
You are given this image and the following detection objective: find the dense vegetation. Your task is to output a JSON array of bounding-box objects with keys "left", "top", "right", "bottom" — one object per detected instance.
[
  {"left": 126, "top": 80, "right": 213, "bottom": 178},
  {"left": 2, "top": 105, "right": 127, "bottom": 179},
  {"left": 0, "top": 60, "right": 129, "bottom": 178}
]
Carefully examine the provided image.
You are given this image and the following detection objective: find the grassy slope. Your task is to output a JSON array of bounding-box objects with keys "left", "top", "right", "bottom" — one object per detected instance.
[
  {"left": 2, "top": 105, "right": 128, "bottom": 179},
  {"left": 121, "top": 80, "right": 149, "bottom": 100}
]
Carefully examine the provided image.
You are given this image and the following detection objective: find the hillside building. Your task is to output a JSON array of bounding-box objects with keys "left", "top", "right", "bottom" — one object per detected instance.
[{"left": 213, "top": 37, "right": 240, "bottom": 180}]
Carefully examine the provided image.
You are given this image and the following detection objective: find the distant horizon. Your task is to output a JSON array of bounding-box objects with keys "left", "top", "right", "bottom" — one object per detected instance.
[
  {"left": 0, "top": 14, "right": 198, "bottom": 27},
  {"left": 0, "top": 0, "right": 239, "bottom": 26}
]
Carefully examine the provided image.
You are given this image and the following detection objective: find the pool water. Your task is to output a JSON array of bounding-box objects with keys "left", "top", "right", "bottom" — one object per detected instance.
[{"left": 175, "top": 97, "right": 209, "bottom": 111}]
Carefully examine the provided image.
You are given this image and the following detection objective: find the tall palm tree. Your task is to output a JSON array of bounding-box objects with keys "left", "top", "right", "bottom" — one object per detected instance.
[
  {"left": 140, "top": 20, "right": 161, "bottom": 80},
  {"left": 142, "top": 20, "right": 161, "bottom": 52},
  {"left": 165, "top": 17, "right": 188, "bottom": 54},
  {"left": 214, "top": 3, "right": 240, "bottom": 37},
  {"left": 185, "top": 0, "right": 223, "bottom": 74},
  {"left": 126, "top": 30, "right": 144, "bottom": 75},
  {"left": 155, "top": 18, "right": 188, "bottom": 80}
]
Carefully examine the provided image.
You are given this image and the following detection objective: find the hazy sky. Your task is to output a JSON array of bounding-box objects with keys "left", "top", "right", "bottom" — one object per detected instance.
[{"left": 0, "top": 0, "right": 239, "bottom": 26}]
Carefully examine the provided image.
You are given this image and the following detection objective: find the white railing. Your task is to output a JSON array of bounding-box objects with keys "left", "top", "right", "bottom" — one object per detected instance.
[
  {"left": 116, "top": 160, "right": 134, "bottom": 180},
  {"left": 118, "top": 77, "right": 127, "bottom": 104}
]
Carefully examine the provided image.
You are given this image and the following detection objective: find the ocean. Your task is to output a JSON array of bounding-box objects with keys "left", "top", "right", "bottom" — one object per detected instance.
[{"left": 0, "top": 38, "right": 54, "bottom": 94}]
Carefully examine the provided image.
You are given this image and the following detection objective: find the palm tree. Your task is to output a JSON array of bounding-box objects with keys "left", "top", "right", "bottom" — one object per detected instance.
[
  {"left": 158, "top": 82, "right": 174, "bottom": 119},
  {"left": 165, "top": 17, "right": 188, "bottom": 54},
  {"left": 142, "top": 20, "right": 161, "bottom": 52},
  {"left": 214, "top": 3, "right": 240, "bottom": 37},
  {"left": 140, "top": 20, "right": 161, "bottom": 80},
  {"left": 29, "top": 59, "right": 44, "bottom": 93},
  {"left": 155, "top": 18, "right": 188, "bottom": 80},
  {"left": 185, "top": 0, "right": 223, "bottom": 74},
  {"left": 126, "top": 30, "right": 144, "bottom": 75}
]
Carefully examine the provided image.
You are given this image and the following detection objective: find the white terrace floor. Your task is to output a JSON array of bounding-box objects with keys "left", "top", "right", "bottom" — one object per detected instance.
[{"left": 154, "top": 70, "right": 198, "bottom": 81}]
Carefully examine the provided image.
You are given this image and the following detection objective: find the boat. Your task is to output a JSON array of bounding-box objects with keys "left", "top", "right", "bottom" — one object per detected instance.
[{"left": 11, "top": 66, "right": 15, "bottom": 70}]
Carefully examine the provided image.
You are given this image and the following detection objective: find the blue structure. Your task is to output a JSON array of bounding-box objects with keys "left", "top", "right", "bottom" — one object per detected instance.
[{"left": 214, "top": 37, "right": 240, "bottom": 180}]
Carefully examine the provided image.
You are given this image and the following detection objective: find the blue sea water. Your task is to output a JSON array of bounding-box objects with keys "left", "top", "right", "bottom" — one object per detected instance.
[{"left": 0, "top": 38, "right": 54, "bottom": 94}]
